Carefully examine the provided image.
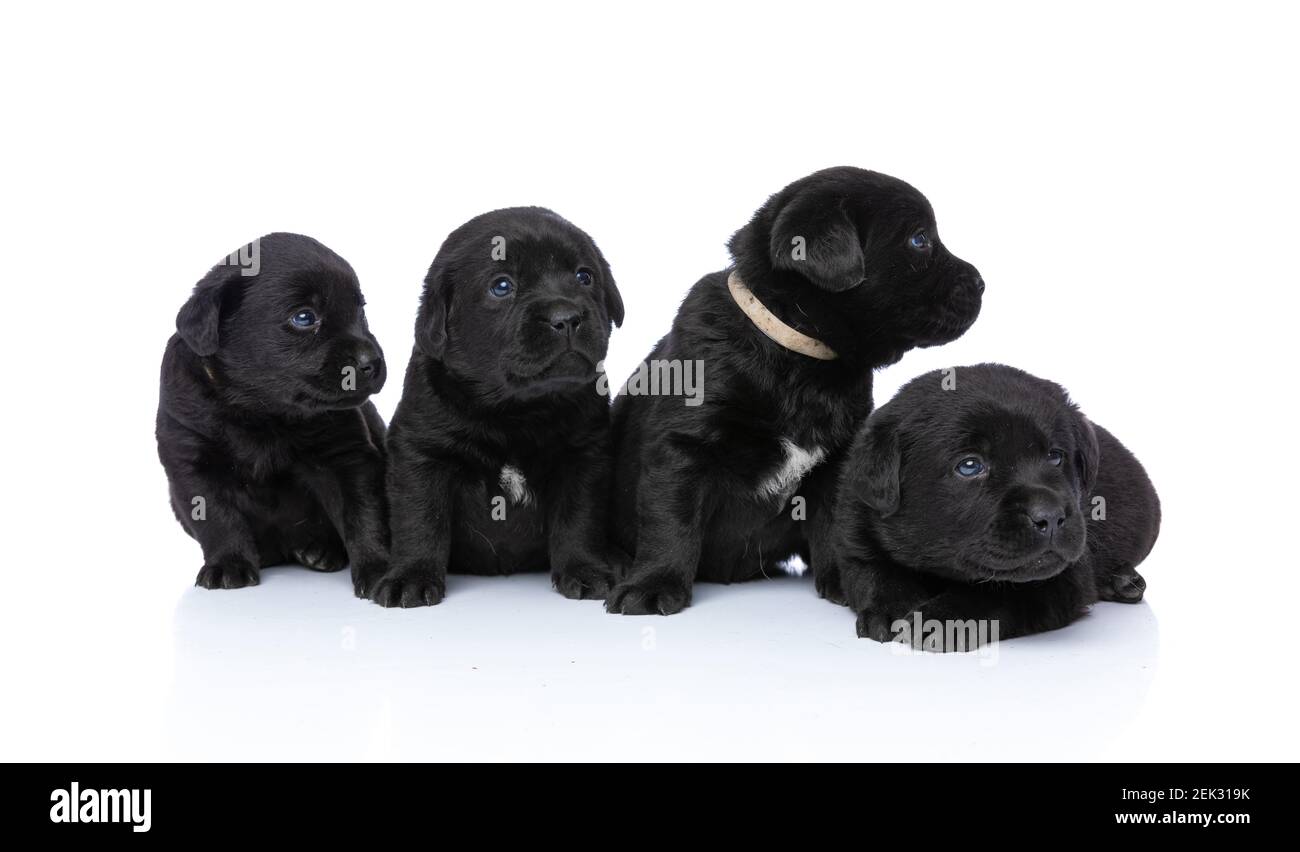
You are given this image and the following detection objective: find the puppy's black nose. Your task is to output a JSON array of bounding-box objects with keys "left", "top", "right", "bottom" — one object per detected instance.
[
  {"left": 1025, "top": 499, "right": 1067, "bottom": 535},
  {"left": 973, "top": 275, "right": 985, "bottom": 293},
  {"left": 549, "top": 309, "right": 584, "bottom": 337},
  {"left": 355, "top": 348, "right": 383, "bottom": 378}
]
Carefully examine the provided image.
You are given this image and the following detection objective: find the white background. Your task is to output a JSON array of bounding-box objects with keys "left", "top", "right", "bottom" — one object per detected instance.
[{"left": 1, "top": 1, "right": 1297, "bottom": 761}]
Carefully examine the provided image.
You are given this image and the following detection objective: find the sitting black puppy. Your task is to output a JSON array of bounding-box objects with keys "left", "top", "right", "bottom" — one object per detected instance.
[
  {"left": 834, "top": 363, "right": 1161, "bottom": 649},
  {"left": 365, "top": 208, "right": 624, "bottom": 607},
  {"left": 607, "top": 167, "right": 984, "bottom": 615},
  {"left": 157, "top": 233, "right": 389, "bottom": 590}
]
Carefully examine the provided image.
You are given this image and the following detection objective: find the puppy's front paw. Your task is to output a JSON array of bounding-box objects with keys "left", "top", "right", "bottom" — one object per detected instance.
[
  {"left": 351, "top": 561, "right": 387, "bottom": 599},
  {"left": 195, "top": 560, "right": 260, "bottom": 590},
  {"left": 368, "top": 570, "right": 445, "bottom": 608},
  {"left": 552, "top": 564, "right": 614, "bottom": 601},
  {"left": 1099, "top": 569, "right": 1146, "bottom": 603},
  {"left": 293, "top": 540, "right": 348, "bottom": 573},
  {"left": 855, "top": 611, "right": 899, "bottom": 642},
  {"left": 606, "top": 572, "right": 692, "bottom": 615},
  {"left": 862, "top": 602, "right": 995, "bottom": 652}
]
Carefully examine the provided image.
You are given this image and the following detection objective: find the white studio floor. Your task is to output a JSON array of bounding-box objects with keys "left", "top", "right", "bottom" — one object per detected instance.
[{"left": 10, "top": 554, "right": 1279, "bottom": 762}]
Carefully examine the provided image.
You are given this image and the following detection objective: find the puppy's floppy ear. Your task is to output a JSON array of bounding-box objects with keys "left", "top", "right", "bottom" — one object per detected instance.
[
  {"left": 842, "top": 416, "right": 902, "bottom": 517},
  {"left": 596, "top": 249, "right": 624, "bottom": 328},
  {"left": 595, "top": 248, "right": 621, "bottom": 327},
  {"left": 768, "top": 195, "right": 865, "bottom": 293},
  {"left": 1070, "top": 409, "right": 1101, "bottom": 496},
  {"left": 415, "top": 263, "right": 450, "bottom": 359},
  {"left": 176, "top": 261, "right": 246, "bottom": 356}
]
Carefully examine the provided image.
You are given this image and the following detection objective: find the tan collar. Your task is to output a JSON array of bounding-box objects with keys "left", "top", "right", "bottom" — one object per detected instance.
[{"left": 727, "top": 271, "right": 838, "bottom": 361}]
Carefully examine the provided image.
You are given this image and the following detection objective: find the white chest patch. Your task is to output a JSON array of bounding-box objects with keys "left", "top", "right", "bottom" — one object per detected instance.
[
  {"left": 498, "top": 465, "right": 533, "bottom": 507},
  {"left": 756, "top": 439, "right": 826, "bottom": 502}
]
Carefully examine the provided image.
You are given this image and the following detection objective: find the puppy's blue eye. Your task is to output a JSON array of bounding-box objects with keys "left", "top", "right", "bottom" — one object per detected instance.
[
  {"left": 489, "top": 277, "right": 514, "bottom": 298},
  {"left": 909, "top": 231, "right": 931, "bottom": 250},
  {"left": 956, "top": 457, "right": 985, "bottom": 477},
  {"left": 575, "top": 268, "right": 594, "bottom": 287},
  {"left": 1047, "top": 449, "right": 1064, "bottom": 466},
  {"left": 290, "top": 309, "right": 318, "bottom": 328}
]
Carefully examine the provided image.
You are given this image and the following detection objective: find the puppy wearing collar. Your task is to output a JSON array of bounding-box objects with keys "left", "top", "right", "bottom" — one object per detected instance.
[{"left": 606, "top": 167, "right": 985, "bottom": 615}]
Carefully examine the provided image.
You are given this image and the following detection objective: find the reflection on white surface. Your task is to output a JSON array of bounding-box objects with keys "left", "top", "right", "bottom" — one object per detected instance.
[{"left": 169, "top": 568, "right": 1159, "bottom": 761}]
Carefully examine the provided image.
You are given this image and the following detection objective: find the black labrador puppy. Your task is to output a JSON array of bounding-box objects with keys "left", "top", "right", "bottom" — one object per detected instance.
[
  {"left": 365, "top": 207, "right": 624, "bottom": 607},
  {"left": 156, "top": 233, "right": 389, "bottom": 590},
  {"left": 607, "top": 167, "right": 984, "bottom": 615},
  {"left": 835, "top": 363, "right": 1161, "bottom": 649}
]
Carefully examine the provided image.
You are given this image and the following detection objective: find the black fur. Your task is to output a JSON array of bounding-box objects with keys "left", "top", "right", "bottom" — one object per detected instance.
[
  {"left": 832, "top": 363, "right": 1161, "bottom": 649},
  {"left": 365, "top": 207, "right": 625, "bottom": 607},
  {"left": 606, "top": 167, "right": 984, "bottom": 615},
  {"left": 156, "top": 233, "right": 389, "bottom": 591}
]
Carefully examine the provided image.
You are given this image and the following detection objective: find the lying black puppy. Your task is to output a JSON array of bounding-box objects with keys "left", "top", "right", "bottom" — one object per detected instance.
[
  {"left": 366, "top": 207, "right": 624, "bottom": 607},
  {"left": 835, "top": 363, "right": 1161, "bottom": 649},
  {"left": 157, "top": 233, "right": 389, "bottom": 590},
  {"left": 607, "top": 167, "right": 984, "bottom": 615}
]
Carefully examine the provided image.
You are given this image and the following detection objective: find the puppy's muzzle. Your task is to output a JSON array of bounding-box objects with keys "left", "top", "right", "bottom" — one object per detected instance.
[
  {"left": 992, "top": 484, "right": 1085, "bottom": 570},
  {"left": 918, "top": 261, "right": 984, "bottom": 347},
  {"left": 506, "top": 298, "right": 605, "bottom": 384}
]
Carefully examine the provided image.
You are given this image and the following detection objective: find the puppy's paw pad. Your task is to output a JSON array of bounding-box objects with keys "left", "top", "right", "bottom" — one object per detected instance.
[
  {"left": 1101, "top": 570, "right": 1146, "bottom": 603},
  {"left": 606, "top": 575, "right": 692, "bottom": 615},
  {"left": 553, "top": 567, "right": 614, "bottom": 601},
  {"left": 293, "top": 543, "right": 348, "bottom": 573},
  {"left": 195, "top": 562, "right": 260, "bottom": 590},
  {"left": 369, "top": 573, "right": 445, "bottom": 608}
]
